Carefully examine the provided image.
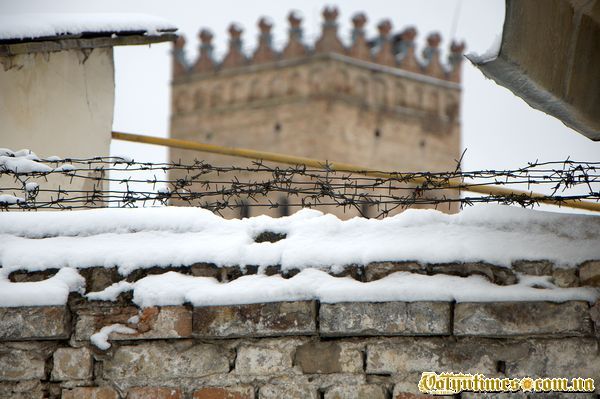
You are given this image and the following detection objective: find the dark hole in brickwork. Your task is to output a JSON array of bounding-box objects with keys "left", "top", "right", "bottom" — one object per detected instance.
[
  {"left": 283, "top": 268, "right": 301, "bottom": 278},
  {"left": 530, "top": 284, "right": 548, "bottom": 289},
  {"left": 254, "top": 231, "right": 287, "bottom": 243},
  {"left": 374, "top": 128, "right": 381, "bottom": 138},
  {"left": 274, "top": 122, "right": 282, "bottom": 133},
  {"left": 9, "top": 268, "right": 59, "bottom": 282},
  {"left": 496, "top": 360, "right": 506, "bottom": 374},
  {"left": 264, "top": 265, "right": 282, "bottom": 276}
]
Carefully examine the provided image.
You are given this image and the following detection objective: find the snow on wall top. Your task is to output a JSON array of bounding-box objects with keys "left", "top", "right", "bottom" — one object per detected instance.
[
  {"left": 0, "top": 13, "right": 177, "bottom": 41},
  {"left": 0, "top": 205, "right": 599, "bottom": 276},
  {"left": 1, "top": 205, "right": 599, "bottom": 307}
]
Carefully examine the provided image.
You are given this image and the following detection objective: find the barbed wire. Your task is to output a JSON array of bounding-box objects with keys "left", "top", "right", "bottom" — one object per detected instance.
[{"left": 0, "top": 155, "right": 599, "bottom": 217}]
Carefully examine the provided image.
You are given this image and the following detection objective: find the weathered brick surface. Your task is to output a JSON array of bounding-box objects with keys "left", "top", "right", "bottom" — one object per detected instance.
[
  {"left": 192, "top": 386, "right": 254, "bottom": 399},
  {"left": 127, "top": 306, "right": 192, "bottom": 339},
  {"left": 320, "top": 302, "right": 451, "bottom": 337},
  {"left": 368, "top": 337, "right": 600, "bottom": 384},
  {"left": 393, "top": 390, "right": 453, "bottom": 399},
  {"left": 454, "top": 301, "right": 592, "bottom": 337},
  {"left": 235, "top": 339, "right": 298, "bottom": 375},
  {"left": 75, "top": 305, "right": 138, "bottom": 341},
  {"left": 365, "top": 262, "right": 423, "bottom": 281},
  {"left": 0, "top": 380, "right": 46, "bottom": 399},
  {"left": 324, "top": 384, "right": 387, "bottom": 399},
  {"left": 51, "top": 347, "right": 93, "bottom": 381},
  {"left": 503, "top": 338, "right": 600, "bottom": 379},
  {"left": 127, "top": 386, "right": 182, "bottom": 399},
  {"left": 512, "top": 260, "right": 553, "bottom": 275},
  {"left": 524, "top": 394, "right": 596, "bottom": 399},
  {"left": 75, "top": 306, "right": 191, "bottom": 341},
  {"left": 103, "top": 341, "right": 230, "bottom": 380},
  {"left": 0, "top": 343, "right": 51, "bottom": 381},
  {"left": 190, "top": 263, "right": 222, "bottom": 279},
  {"left": 590, "top": 300, "right": 600, "bottom": 334},
  {"left": 460, "top": 393, "right": 527, "bottom": 399},
  {"left": 1, "top": 279, "right": 599, "bottom": 397},
  {"left": 193, "top": 301, "right": 316, "bottom": 338},
  {"left": 294, "top": 341, "right": 362, "bottom": 373},
  {"left": 78, "top": 267, "right": 120, "bottom": 293},
  {"left": 392, "top": 379, "right": 458, "bottom": 398},
  {"left": 460, "top": 392, "right": 597, "bottom": 399},
  {"left": 430, "top": 263, "right": 517, "bottom": 285},
  {"left": 0, "top": 306, "right": 70, "bottom": 340},
  {"left": 552, "top": 268, "right": 579, "bottom": 287},
  {"left": 62, "top": 386, "right": 119, "bottom": 399},
  {"left": 579, "top": 260, "right": 600, "bottom": 286},
  {"left": 366, "top": 338, "right": 499, "bottom": 376},
  {"left": 258, "top": 384, "right": 318, "bottom": 399}
]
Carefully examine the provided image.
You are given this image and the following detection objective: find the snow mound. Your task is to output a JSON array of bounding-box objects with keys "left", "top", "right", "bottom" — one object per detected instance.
[
  {"left": 0, "top": 268, "right": 84, "bottom": 307},
  {"left": 1, "top": 204, "right": 598, "bottom": 307},
  {"left": 90, "top": 324, "right": 136, "bottom": 350},
  {"left": 86, "top": 269, "right": 599, "bottom": 307},
  {"left": 0, "top": 205, "right": 599, "bottom": 276}
]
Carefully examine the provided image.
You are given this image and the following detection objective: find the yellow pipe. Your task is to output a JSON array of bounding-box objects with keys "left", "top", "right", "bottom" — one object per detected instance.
[{"left": 111, "top": 131, "right": 600, "bottom": 212}]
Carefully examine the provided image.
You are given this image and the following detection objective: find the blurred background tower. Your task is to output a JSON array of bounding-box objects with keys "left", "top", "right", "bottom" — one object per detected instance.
[{"left": 169, "top": 7, "right": 465, "bottom": 218}]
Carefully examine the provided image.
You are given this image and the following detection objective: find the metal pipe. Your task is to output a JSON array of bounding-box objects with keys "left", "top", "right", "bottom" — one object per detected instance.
[{"left": 111, "top": 131, "right": 600, "bottom": 212}]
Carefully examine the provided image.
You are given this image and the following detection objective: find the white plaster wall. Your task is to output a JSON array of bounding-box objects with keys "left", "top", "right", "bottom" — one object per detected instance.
[
  {"left": 0, "top": 47, "right": 115, "bottom": 208},
  {"left": 0, "top": 47, "right": 114, "bottom": 158}
]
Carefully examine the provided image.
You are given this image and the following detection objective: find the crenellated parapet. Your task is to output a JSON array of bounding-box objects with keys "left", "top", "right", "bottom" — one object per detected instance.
[
  {"left": 193, "top": 29, "right": 215, "bottom": 73},
  {"left": 172, "top": 6, "right": 466, "bottom": 82}
]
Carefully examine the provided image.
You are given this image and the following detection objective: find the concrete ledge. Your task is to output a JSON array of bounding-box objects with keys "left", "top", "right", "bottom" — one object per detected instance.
[
  {"left": 320, "top": 302, "right": 452, "bottom": 337},
  {"left": 193, "top": 300, "right": 317, "bottom": 338},
  {"left": 0, "top": 34, "right": 177, "bottom": 57},
  {"left": 454, "top": 301, "right": 592, "bottom": 337}
]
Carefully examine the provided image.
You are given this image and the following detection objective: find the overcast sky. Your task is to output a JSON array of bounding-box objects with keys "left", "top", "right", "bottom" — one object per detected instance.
[
  {"left": 3, "top": 0, "right": 599, "bottom": 213},
  {"left": 4, "top": 0, "right": 599, "bottom": 167}
]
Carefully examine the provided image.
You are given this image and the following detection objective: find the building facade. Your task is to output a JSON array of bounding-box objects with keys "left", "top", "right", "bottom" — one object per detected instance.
[{"left": 170, "top": 7, "right": 465, "bottom": 217}]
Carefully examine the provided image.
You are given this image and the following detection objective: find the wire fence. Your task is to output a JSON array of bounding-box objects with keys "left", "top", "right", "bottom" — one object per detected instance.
[{"left": 1, "top": 155, "right": 599, "bottom": 217}]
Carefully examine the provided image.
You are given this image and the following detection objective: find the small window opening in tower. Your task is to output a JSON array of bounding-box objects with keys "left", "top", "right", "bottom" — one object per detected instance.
[
  {"left": 278, "top": 196, "right": 290, "bottom": 217},
  {"left": 374, "top": 128, "right": 381, "bottom": 138},
  {"left": 420, "top": 139, "right": 426, "bottom": 148},
  {"left": 274, "top": 122, "right": 282, "bottom": 134}
]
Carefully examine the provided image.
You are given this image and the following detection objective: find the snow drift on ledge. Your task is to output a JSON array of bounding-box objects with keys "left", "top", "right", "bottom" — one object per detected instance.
[
  {"left": 0, "top": 205, "right": 599, "bottom": 275},
  {"left": 0, "top": 205, "right": 599, "bottom": 307}
]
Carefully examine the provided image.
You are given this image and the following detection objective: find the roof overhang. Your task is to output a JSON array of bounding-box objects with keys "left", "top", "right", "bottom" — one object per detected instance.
[
  {"left": 0, "top": 33, "right": 177, "bottom": 57},
  {"left": 468, "top": 0, "right": 600, "bottom": 141},
  {"left": 0, "top": 13, "right": 177, "bottom": 57}
]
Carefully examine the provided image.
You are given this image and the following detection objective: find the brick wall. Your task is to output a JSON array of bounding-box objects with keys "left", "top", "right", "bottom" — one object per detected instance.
[{"left": 2, "top": 260, "right": 600, "bottom": 399}]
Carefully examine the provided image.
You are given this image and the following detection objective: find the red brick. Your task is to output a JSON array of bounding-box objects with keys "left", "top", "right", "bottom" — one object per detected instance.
[
  {"left": 62, "top": 387, "right": 119, "bottom": 399},
  {"left": 192, "top": 386, "right": 254, "bottom": 399},
  {"left": 127, "top": 387, "right": 182, "bottom": 399}
]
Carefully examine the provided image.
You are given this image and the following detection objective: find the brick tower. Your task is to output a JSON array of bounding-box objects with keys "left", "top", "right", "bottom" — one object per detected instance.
[{"left": 169, "top": 7, "right": 465, "bottom": 218}]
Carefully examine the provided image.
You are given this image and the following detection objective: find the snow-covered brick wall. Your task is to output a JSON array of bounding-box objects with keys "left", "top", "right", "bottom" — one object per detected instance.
[
  {"left": 0, "top": 205, "right": 599, "bottom": 397},
  {"left": 1, "top": 205, "right": 599, "bottom": 307}
]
